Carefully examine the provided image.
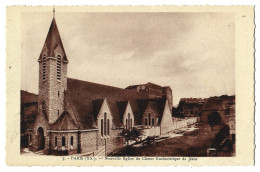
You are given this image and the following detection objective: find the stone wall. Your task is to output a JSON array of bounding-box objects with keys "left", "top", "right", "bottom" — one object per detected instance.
[
  {"left": 38, "top": 44, "right": 67, "bottom": 124},
  {"left": 49, "top": 131, "right": 78, "bottom": 155},
  {"left": 80, "top": 131, "right": 98, "bottom": 153},
  {"left": 30, "top": 112, "right": 49, "bottom": 152}
]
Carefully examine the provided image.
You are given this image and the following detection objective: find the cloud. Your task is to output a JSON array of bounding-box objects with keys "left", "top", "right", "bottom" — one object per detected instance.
[{"left": 21, "top": 12, "right": 235, "bottom": 106}]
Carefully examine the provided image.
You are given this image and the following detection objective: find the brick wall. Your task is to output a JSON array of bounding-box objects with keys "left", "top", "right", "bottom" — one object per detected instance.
[{"left": 80, "top": 131, "right": 98, "bottom": 153}]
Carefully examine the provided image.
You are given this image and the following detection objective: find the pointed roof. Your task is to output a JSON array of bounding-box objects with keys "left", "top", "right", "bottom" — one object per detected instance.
[
  {"left": 117, "top": 101, "right": 128, "bottom": 120},
  {"left": 66, "top": 78, "right": 150, "bottom": 129},
  {"left": 49, "top": 111, "right": 79, "bottom": 130},
  {"left": 92, "top": 99, "right": 105, "bottom": 119},
  {"left": 39, "top": 18, "right": 68, "bottom": 62},
  {"left": 201, "top": 95, "right": 235, "bottom": 112}
]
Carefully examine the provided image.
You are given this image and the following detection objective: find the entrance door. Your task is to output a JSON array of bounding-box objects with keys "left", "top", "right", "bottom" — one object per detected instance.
[{"left": 37, "top": 127, "right": 45, "bottom": 150}]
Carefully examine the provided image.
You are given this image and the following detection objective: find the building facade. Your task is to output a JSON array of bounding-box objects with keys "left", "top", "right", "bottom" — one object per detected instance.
[
  {"left": 200, "top": 95, "right": 235, "bottom": 140},
  {"left": 23, "top": 17, "right": 175, "bottom": 156},
  {"left": 176, "top": 98, "right": 205, "bottom": 117}
]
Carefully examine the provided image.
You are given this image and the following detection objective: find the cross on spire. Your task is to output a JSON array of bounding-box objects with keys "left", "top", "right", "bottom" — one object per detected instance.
[{"left": 53, "top": 7, "right": 55, "bottom": 19}]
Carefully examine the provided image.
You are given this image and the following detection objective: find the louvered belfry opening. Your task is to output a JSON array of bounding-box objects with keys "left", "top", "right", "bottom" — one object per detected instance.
[
  {"left": 57, "top": 55, "right": 61, "bottom": 80},
  {"left": 42, "top": 55, "right": 46, "bottom": 80}
]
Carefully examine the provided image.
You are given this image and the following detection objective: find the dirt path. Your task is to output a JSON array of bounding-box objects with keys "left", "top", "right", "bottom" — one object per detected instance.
[{"left": 110, "top": 123, "right": 224, "bottom": 156}]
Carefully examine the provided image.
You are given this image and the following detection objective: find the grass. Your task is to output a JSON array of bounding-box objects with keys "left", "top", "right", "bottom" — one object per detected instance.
[{"left": 110, "top": 123, "right": 228, "bottom": 157}]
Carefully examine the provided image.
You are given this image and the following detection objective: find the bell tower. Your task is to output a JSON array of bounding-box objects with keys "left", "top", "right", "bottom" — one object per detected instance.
[{"left": 37, "top": 12, "right": 69, "bottom": 124}]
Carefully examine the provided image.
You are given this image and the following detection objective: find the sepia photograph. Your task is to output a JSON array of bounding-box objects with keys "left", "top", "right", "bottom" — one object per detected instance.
[{"left": 19, "top": 9, "right": 236, "bottom": 157}]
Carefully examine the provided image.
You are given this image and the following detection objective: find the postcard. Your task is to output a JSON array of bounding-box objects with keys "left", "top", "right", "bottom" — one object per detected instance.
[{"left": 6, "top": 6, "right": 255, "bottom": 166}]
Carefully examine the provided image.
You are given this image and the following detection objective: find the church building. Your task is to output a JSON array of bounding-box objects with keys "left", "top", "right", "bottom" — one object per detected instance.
[{"left": 26, "top": 15, "right": 174, "bottom": 156}]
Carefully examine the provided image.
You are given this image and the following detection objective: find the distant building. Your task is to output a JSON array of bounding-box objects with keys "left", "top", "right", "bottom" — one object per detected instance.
[
  {"left": 20, "top": 91, "right": 38, "bottom": 148},
  {"left": 200, "top": 95, "right": 235, "bottom": 140},
  {"left": 177, "top": 98, "right": 206, "bottom": 117},
  {"left": 126, "top": 83, "right": 173, "bottom": 111}
]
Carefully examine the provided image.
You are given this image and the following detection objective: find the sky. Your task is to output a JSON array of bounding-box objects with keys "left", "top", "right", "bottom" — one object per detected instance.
[{"left": 21, "top": 12, "right": 235, "bottom": 106}]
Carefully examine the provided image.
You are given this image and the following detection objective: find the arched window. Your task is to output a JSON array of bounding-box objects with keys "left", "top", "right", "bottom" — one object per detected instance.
[
  {"left": 145, "top": 118, "right": 148, "bottom": 126},
  {"left": 107, "top": 119, "right": 110, "bottom": 136},
  {"left": 128, "top": 113, "right": 131, "bottom": 129},
  {"left": 42, "top": 55, "right": 46, "bottom": 80},
  {"left": 104, "top": 113, "right": 107, "bottom": 135},
  {"left": 130, "top": 118, "right": 132, "bottom": 129},
  {"left": 70, "top": 136, "right": 73, "bottom": 146},
  {"left": 57, "top": 55, "right": 61, "bottom": 80},
  {"left": 29, "top": 134, "right": 32, "bottom": 143},
  {"left": 152, "top": 118, "right": 154, "bottom": 126},
  {"left": 126, "top": 119, "right": 128, "bottom": 129},
  {"left": 101, "top": 119, "right": 103, "bottom": 136},
  {"left": 148, "top": 113, "right": 151, "bottom": 126},
  {"left": 62, "top": 136, "right": 65, "bottom": 146},
  {"left": 54, "top": 136, "right": 57, "bottom": 147}
]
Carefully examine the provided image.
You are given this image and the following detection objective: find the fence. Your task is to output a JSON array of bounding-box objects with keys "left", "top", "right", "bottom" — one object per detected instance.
[
  {"left": 140, "top": 117, "right": 198, "bottom": 138},
  {"left": 172, "top": 117, "right": 198, "bottom": 130},
  {"left": 143, "top": 126, "right": 161, "bottom": 137}
]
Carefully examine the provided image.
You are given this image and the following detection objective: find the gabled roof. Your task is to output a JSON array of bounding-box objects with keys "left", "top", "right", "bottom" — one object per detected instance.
[
  {"left": 39, "top": 18, "right": 68, "bottom": 62},
  {"left": 201, "top": 95, "right": 235, "bottom": 111},
  {"left": 125, "top": 82, "right": 163, "bottom": 90},
  {"left": 49, "top": 111, "right": 79, "bottom": 130},
  {"left": 125, "top": 85, "right": 139, "bottom": 90},
  {"left": 21, "top": 90, "right": 38, "bottom": 129},
  {"left": 34, "top": 76, "right": 170, "bottom": 130},
  {"left": 147, "top": 102, "right": 160, "bottom": 117},
  {"left": 92, "top": 99, "right": 105, "bottom": 119},
  {"left": 146, "top": 82, "right": 162, "bottom": 90},
  {"left": 66, "top": 78, "right": 150, "bottom": 129},
  {"left": 117, "top": 101, "right": 128, "bottom": 121},
  {"left": 130, "top": 98, "right": 166, "bottom": 125},
  {"left": 21, "top": 90, "right": 38, "bottom": 104}
]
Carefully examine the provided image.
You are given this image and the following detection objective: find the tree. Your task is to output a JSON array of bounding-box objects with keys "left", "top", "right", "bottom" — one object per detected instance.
[
  {"left": 119, "top": 127, "right": 144, "bottom": 146},
  {"left": 208, "top": 112, "right": 221, "bottom": 129}
]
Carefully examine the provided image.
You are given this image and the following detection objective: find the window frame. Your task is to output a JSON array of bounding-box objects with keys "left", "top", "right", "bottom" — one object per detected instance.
[
  {"left": 62, "top": 136, "right": 65, "bottom": 146},
  {"left": 107, "top": 119, "right": 110, "bottom": 136},
  {"left": 54, "top": 136, "right": 57, "bottom": 147},
  {"left": 101, "top": 119, "right": 104, "bottom": 137},
  {"left": 70, "top": 136, "right": 73, "bottom": 146},
  {"left": 42, "top": 55, "right": 46, "bottom": 81}
]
